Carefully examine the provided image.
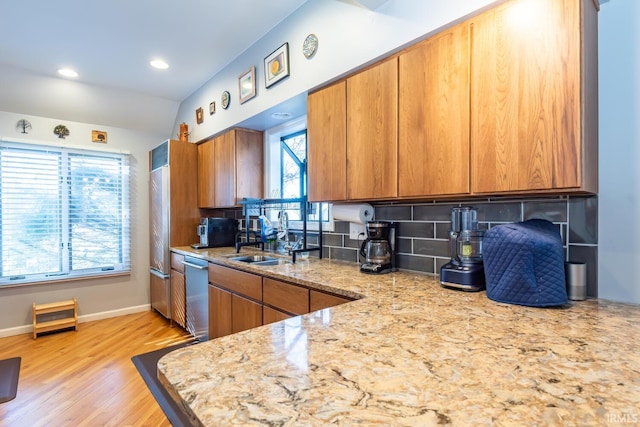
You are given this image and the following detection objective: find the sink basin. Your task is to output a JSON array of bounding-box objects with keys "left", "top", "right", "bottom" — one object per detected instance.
[{"left": 229, "top": 255, "right": 278, "bottom": 263}]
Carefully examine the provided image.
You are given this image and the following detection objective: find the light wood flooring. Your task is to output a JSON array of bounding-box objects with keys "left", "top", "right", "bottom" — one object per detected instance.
[{"left": 0, "top": 310, "right": 192, "bottom": 427}]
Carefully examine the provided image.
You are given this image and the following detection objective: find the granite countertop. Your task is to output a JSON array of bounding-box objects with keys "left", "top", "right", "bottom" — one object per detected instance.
[{"left": 159, "top": 246, "right": 640, "bottom": 426}]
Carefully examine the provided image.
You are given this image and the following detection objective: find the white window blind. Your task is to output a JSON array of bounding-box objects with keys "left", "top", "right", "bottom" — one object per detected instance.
[{"left": 0, "top": 140, "right": 130, "bottom": 285}]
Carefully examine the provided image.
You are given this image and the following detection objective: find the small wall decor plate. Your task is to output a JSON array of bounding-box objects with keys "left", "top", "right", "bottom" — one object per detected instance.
[
  {"left": 196, "top": 107, "right": 204, "bottom": 124},
  {"left": 54, "top": 124, "right": 69, "bottom": 139},
  {"left": 91, "top": 130, "right": 107, "bottom": 143},
  {"left": 302, "top": 34, "right": 318, "bottom": 58},
  {"left": 221, "top": 91, "right": 231, "bottom": 109}
]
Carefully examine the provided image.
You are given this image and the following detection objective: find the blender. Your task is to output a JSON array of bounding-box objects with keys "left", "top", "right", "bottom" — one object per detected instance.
[
  {"left": 440, "top": 207, "right": 486, "bottom": 291},
  {"left": 359, "top": 221, "right": 397, "bottom": 274}
]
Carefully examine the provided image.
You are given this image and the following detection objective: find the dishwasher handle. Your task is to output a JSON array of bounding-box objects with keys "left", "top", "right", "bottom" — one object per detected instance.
[{"left": 182, "top": 261, "right": 208, "bottom": 270}]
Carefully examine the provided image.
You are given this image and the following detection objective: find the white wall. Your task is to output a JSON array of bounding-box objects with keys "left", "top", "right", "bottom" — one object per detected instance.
[
  {"left": 598, "top": 0, "right": 640, "bottom": 303},
  {"left": 0, "top": 110, "right": 165, "bottom": 334},
  {"left": 0, "top": 63, "right": 179, "bottom": 137},
  {"left": 173, "top": 0, "right": 499, "bottom": 141}
]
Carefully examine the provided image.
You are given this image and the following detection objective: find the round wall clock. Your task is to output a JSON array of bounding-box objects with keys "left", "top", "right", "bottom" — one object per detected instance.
[
  {"left": 302, "top": 33, "right": 318, "bottom": 58},
  {"left": 221, "top": 91, "right": 231, "bottom": 109}
]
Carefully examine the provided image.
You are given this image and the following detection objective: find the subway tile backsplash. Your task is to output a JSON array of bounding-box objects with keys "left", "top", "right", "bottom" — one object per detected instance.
[{"left": 216, "top": 195, "right": 598, "bottom": 297}]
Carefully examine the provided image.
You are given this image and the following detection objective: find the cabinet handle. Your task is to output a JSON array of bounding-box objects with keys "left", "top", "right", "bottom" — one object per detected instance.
[{"left": 182, "top": 261, "right": 208, "bottom": 270}]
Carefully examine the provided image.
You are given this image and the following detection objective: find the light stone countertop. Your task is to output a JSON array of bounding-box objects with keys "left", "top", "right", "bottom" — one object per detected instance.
[{"left": 158, "top": 246, "right": 640, "bottom": 426}]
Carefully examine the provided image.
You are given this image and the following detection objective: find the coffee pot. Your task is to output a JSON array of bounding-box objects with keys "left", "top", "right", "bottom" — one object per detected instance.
[
  {"left": 359, "top": 221, "right": 397, "bottom": 274},
  {"left": 440, "top": 207, "right": 486, "bottom": 291}
]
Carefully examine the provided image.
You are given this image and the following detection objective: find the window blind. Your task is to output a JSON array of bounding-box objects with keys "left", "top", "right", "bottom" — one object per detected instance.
[{"left": 0, "top": 140, "right": 130, "bottom": 285}]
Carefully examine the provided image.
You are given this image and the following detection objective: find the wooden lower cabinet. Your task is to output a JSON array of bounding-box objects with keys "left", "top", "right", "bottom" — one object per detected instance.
[
  {"left": 170, "top": 252, "right": 186, "bottom": 329},
  {"left": 263, "top": 306, "right": 291, "bottom": 325},
  {"left": 263, "top": 278, "right": 309, "bottom": 315},
  {"left": 232, "top": 294, "right": 262, "bottom": 334},
  {"left": 310, "top": 290, "right": 352, "bottom": 312},
  {"left": 208, "top": 263, "right": 356, "bottom": 339},
  {"left": 208, "top": 285, "right": 232, "bottom": 339},
  {"left": 170, "top": 269, "right": 186, "bottom": 329}
]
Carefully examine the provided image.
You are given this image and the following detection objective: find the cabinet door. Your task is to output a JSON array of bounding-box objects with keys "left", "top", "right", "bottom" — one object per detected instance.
[
  {"left": 470, "top": 0, "right": 581, "bottom": 193},
  {"left": 208, "top": 285, "right": 232, "bottom": 339},
  {"left": 307, "top": 81, "right": 347, "bottom": 202},
  {"left": 170, "top": 269, "right": 186, "bottom": 329},
  {"left": 399, "top": 23, "right": 470, "bottom": 197},
  {"left": 235, "top": 129, "right": 264, "bottom": 203},
  {"left": 347, "top": 57, "right": 398, "bottom": 200},
  {"left": 231, "top": 294, "right": 262, "bottom": 334},
  {"left": 310, "top": 290, "right": 353, "bottom": 312},
  {"left": 197, "top": 139, "right": 215, "bottom": 208},
  {"left": 214, "top": 132, "right": 236, "bottom": 208},
  {"left": 263, "top": 306, "right": 291, "bottom": 325}
]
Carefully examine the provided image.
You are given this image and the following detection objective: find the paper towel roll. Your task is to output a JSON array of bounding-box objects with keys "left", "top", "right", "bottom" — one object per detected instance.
[{"left": 332, "top": 203, "right": 374, "bottom": 224}]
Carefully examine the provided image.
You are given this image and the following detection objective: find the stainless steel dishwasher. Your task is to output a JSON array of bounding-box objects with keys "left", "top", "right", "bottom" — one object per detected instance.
[{"left": 182, "top": 256, "right": 209, "bottom": 341}]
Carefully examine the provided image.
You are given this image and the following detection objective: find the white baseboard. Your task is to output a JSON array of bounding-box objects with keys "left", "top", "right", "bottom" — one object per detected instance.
[{"left": 0, "top": 304, "right": 151, "bottom": 338}]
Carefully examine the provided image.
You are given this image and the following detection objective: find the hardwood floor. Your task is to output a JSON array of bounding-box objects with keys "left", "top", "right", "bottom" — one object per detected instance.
[{"left": 0, "top": 310, "right": 192, "bottom": 427}]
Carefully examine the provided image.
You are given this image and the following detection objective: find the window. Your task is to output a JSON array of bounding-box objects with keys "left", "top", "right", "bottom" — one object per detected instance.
[
  {"left": 0, "top": 140, "right": 130, "bottom": 286},
  {"left": 264, "top": 116, "right": 332, "bottom": 230}
]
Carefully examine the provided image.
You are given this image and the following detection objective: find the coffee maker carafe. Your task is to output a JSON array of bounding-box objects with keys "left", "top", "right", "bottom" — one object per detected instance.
[
  {"left": 360, "top": 221, "right": 397, "bottom": 274},
  {"left": 440, "top": 207, "right": 486, "bottom": 291}
]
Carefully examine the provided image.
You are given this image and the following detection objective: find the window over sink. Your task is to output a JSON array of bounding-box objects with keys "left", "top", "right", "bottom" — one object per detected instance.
[
  {"left": 264, "top": 116, "right": 332, "bottom": 231},
  {"left": 0, "top": 140, "right": 131, "bottom": 286}
]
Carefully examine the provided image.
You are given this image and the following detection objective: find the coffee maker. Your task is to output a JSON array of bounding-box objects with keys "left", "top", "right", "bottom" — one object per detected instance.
[
  {"left": 191, "top": 218, "right": 238, "bottom": 249},
  {"left": 359, "top": 221, "right": 397, "bottom": 274},
  {"left": 440, "top": 207, "right": 486, "bottom": 291}
]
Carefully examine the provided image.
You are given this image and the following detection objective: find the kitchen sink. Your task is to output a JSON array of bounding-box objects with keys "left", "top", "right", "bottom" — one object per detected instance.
[{"left": 229, "top": 255, "right": 289, "bottom": 266}]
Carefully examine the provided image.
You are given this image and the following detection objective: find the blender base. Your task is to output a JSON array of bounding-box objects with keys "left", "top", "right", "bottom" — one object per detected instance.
[{"left": 440, "top": 262, "right": 486, "bottom": 292}]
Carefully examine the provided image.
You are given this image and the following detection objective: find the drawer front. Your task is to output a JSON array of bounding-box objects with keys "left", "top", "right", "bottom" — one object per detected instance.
[
  {"left": 310, "top": 290, "right": 352, "bottom": 312},
  {"left": 209, "top": 263, "right": 262, "bottom": 301},
  {"left": 263, "top": 306, "right": 291, "bottom": 325},
  {"left": 171, "top": 252, "right": 185, "bottom": 273},
  {"left": 263, "top": 278, "right": 309, "bottom": 315}
]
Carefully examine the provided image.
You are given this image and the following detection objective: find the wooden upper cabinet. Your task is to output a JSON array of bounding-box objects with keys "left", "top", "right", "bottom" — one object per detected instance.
[
  {"left": 197, "top": 138, "right": 215, "bottom": 208},
  {"left": 197, "top": 128, "right": 263, "bottom": 208},
  {"left": 307, "top": 81, "right": 347, "bottom": 202},
  {"left": 165, "top": 139, "right": 199, "bottom": 246},
  {"left": 234, "top": 129, "right": 264, "bottom": 204},
  {"left": 398, "top": 23, "right": 470, "bottom": 197},
  {"left": 347, "top": 57, "right": 398, "bottom": 200},
  {"left": 470, "top": 0, "right": 597, "bottom": 194},
  {"left": 214, "top": 132, "right": 236, "bottom": 207}
]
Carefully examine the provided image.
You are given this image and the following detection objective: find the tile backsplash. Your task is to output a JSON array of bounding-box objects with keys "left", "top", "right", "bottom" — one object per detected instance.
[{"left": 213, "top": 195, "right": 598, "bottom": 297}]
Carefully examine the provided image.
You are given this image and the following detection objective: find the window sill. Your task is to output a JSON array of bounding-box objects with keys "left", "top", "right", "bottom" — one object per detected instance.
[{"left": 0, "top": 270, "right": 131, "bottom": 289}]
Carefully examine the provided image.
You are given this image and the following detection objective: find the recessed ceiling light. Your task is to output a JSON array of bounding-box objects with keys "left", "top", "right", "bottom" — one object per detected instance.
[
  {"left": 150, "top": 59, "right": 169, "bottom": 70},
  {"left": 271, "top": 112, "right": 292, "bottom": 120},
  {"left": 57, "top": 68, "right": 78, "bottom": 78}
]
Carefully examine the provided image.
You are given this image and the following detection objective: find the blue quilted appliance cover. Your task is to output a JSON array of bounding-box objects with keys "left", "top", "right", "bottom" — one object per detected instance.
[{"left": 483, "top": 219, "right": 567, "bottom": 307}]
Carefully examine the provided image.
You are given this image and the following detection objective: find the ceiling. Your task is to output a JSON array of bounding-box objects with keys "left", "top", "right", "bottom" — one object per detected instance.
[{"left": 0, "top": 0, "right": 309, "bottom": 103}]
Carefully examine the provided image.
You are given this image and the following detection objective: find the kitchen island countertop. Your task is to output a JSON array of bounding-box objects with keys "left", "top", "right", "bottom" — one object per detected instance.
[{"left": 159, "top": 246, "right": 640, "bottom": 426}]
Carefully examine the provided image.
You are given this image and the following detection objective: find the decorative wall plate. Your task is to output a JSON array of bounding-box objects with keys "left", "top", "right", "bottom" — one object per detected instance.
[
  {"left": 221, "top": 91, "right": 231, "bottom": 109},
  {"left": 53, "top": 124, "right": 69, "bottom": 139},
  {"left": 302, "top": 33, "right": 318, "bottom": 58}
]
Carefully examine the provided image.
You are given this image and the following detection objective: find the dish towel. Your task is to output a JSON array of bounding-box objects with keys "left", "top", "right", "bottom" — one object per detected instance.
[{"left": 483, "top": 219, "right": 567, "bottom": 307}]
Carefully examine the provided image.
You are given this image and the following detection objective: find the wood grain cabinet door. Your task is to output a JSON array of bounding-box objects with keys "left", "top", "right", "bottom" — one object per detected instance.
[
  {"left": 307, "top": 81, "right": 347, "bottom": 202},
  {"left": 470, "top": 0, "right": 582, "bottom": 193},
  {"left": 170, "top": 269, "right": 186, "bottom": 329},
  {"left": 197, "top": 139, "right": 215, "bottom": 208},
  {"left": 231, "top": 294, "right": 262, "bottom": 334},
  {"left": 398, "top": 23, "right": 470, "bottom": 197},
  {"left": 346, "top": 57, "right": 398, "bottom": 200},
  {"left": 208, "top": 285, "right": 232, "bottom": 339},
  {"left": 214, "top": 132, "right": 236, "bottom": 208}
]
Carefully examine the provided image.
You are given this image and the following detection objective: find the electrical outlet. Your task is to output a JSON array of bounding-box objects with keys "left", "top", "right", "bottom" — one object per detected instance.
[{"left": 349, "top": 223, "right": 366, "bottom": 240}]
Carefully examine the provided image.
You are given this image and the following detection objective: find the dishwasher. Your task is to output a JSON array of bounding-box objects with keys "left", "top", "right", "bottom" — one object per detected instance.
[{"left": 183, "top": 256, "right": 209, "bottom": 341}]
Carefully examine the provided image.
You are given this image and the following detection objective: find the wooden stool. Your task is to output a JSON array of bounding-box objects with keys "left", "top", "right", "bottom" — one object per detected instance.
[{"left": 32, "top": 298, "right": 78, "bottom": 339}]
